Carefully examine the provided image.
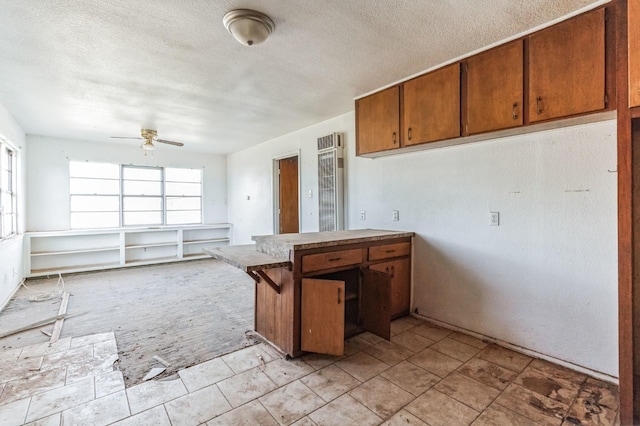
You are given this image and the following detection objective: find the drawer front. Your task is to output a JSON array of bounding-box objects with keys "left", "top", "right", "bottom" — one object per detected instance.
[
  {"left": 368, "top": 242, "right": 411, "bottom": 261},
  {"left": 302, "top": 248, "right": 363, "bottom": 273}
]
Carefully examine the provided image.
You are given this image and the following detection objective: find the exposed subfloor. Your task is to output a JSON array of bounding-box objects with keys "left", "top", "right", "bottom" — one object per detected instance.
[
  {"left": 0, "top": 317, "right": 620, "bottom": 425},
  {"left": 0, "top": 259, "right": 256, "bottom": 387}
]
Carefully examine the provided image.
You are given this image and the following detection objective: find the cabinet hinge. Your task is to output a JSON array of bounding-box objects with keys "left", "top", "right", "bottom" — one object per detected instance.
[
  {"left": 604, "top": 93, "right": 609, "bottom": 106},
  {"left": 604, "top": 8, "right": 609, "bottom": 22}
]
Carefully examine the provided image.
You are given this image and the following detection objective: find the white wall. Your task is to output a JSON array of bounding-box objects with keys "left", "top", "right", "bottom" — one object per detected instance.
[
  {"left": 26, "top": 135, "right": 228, "bottom": 231},
  {"left": 0, "top": 102, "right": 27, "bottom": 309},
  {"left": 227, "top": 111, "right": 618, "bottom": 378}
]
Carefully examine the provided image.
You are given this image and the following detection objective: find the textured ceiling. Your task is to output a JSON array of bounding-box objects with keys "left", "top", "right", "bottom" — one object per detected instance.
[{"left": 0, "top": 0, "right": 607, "bottom": 154}]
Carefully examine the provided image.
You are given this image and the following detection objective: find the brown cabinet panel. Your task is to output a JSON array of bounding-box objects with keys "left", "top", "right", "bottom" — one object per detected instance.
[
  {"left": 369, "top": 258, "right": 410, "bottom": 318},
  {"left": 369, "top": 241, "right": 411, "bottom": 261},
  {"left": 301, "top": 278, "right": 345, "bottom": 356},
  {"left": 403, "top": 63, "right": 460, "bottom": 146},
  {"left": 528, "top": 9, "right": 605, "bottom": 122},
  {"left": 302, "top": 248, "right": 363, "bottom": 273},
  {"left": 356, "top": 86, "right": 400, "bottom": 155},
  {"left": 467, "top": 41, "right": 524, "bottom": 134},
  {"left": 360, "top": 269, "right": 391, "bottom": 340},
  {"left": 630, "top": 0, "right": 640, "bottom": 107}
]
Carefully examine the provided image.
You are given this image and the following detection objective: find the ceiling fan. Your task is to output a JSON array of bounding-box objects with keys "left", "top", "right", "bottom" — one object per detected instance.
[{"left": 110, "top": 129, "right": 184, "bottom": 152}]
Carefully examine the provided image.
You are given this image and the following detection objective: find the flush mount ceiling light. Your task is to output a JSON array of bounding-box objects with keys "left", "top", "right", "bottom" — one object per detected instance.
[{"left": 223, "top": 9, "right": 275, "bottom": 46}]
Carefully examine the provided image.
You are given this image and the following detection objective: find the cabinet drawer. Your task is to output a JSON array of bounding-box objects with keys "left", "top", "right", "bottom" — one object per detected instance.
[
  {"left": 369, "top": 242, "right": 411, "bottom": 261},
  {"left": 302, "top": 249, "right": 363, "bottom": 273}
]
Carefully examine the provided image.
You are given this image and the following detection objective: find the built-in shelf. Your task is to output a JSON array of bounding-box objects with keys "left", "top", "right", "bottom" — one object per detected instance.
[{"left": 25, "top": 224, "right": 232, "bottom": 277}]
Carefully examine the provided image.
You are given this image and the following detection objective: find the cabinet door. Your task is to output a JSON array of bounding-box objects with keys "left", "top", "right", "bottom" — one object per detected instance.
[
  {"left": 630, "top": 0, "right": 640, "bottom": 107},
  {"left": 403, "top": 63, "right": 460, "bottom": 146},
  {"left": 356, "top": 86, "right": 400, "bottom": 155},
  {"left": 360, "top": 269, "right": 391, "bottom": 340},
  {"left": 369, "top": 258, "right": 410, "bottom": 318},
  {"left": 467, "top": 41, "right": 523, "bottom": 134},
  {"left": 301, "top": 278, "right": 345, "bottom": 356},
  {"left": 528, "top": 9, "right": 605, "bottom": 122}
]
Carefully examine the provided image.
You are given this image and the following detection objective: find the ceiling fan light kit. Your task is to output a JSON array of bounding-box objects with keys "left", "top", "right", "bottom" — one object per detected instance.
[
  {"left": 110, "top": 128, "right": 184, "bottom": 154},
  {"left": 223, "top": 9, "right": 275, "bottom": 46}
]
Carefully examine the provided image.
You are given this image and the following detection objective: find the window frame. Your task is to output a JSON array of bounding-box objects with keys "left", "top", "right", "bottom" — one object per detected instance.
[{"left": 0, "top": 141, "right": 18, "bottom": 239}]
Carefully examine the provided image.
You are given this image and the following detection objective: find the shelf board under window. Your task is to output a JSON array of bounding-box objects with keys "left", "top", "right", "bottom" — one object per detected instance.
[
  {"left": 125, "top": 242, "right": 178, "bottom": 249},
  {"left": 183, "top": 238, "right": 230, "bottom": 245},
  {"left": 31, "top": 247, "right": 120, "bottom": 256}
]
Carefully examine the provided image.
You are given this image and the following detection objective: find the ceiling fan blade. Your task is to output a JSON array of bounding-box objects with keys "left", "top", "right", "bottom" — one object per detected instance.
[
  {"left": 110, "top": 136, "right": 144, "bottom": 140},
  {"left": 156, "top": 139, "right": 184, "bottom": 147}
]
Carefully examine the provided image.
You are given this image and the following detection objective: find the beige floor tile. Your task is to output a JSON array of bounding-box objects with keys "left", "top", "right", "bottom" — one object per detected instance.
[
  {"left": 111, "top": 405, "right": 171, "bottom": 426},
  {"left": 564, "top": 378, "right": 619, "bottom": 425},
  {"left": 364, "top": 341, "right": 414, "bottom": 366},
  {"left": 528, "top": 359, "right": 587, "bottom": 385},
  {"left": 349, "top": 376, "right": 414, "bottom": 420},
  {"left": 431, "top": 338, "right": 481, "bottom": 362},
  {"left": 382, "top": 409, "right": 428, "bottom": 425},
  {"left": 177, "top": 357, "right": 234, "bottom": 392},
  {"left": 405, "top": 389, "right": 479, "bottom": 426},
  {"left": 94, "top": 370, "right": 125, "bottom": 399},
  {"left": 335, "top": 352, "right": 389, "bottom": 382},
  {"left": 358, "top": 331, "right": 385, "bottom": 345},
  {"left": 208, "top": 400, "right": 278, "bottom": 425},
  {"left": 0, "top": 356, "right": 43, "bottom": 383},
  {"left": 0, "top": 347, "right": 22, "bottom": 364},
  {"left": 398, "top": 316, "right": 425, "bottom": 326},
  {"left": 344, "top": 336, "right": 372, "bottom": 356},
  {"left": 40, "top": 346, "right": 93, "bottom": 372},
  {"left": 380, "top": 360, "right": 440, "bottom": 396},
  {"left": 300, "top": 353, "right": 343, "bottom": 370},
  {"left": 25, "top": 377, "right": 94, "bottom": 423},
  {"left": 69, "top": 332, "right": 115, "bottom": 348},
  {"left": 471, "top": 403, "right": 538, "bottom": 426},
  {"left": 291, "top": 416, "right": 317, "bottom": 425},
  {"left": 217, "top": 367, "right": 278, "bottom": 408},
  {"left": 300, "top": 364, "right": 360, "bottom": 402},
  {"left": 582, "top": 378, "right": 619, "bottom": 411},
  {"left": 126, "top": 377, "right": 188, "bottom": 415},
  {"left": 222, "top": 345, "right": 277, "bottom": 374},
  {"left": 434, "top": 372, "right": 500, "bottom": 411},
  {"left": 514, "top": 367, "right": 581, "bottom": 405},
  {"left": 390, "top": 320, "right": 414, "bottom": 336},
  {"left": 0, "top": 397, "right": 30, "bottom": 425},
  {"left": 410, "top": 323, "right": 452, "bottom": 342},
  {"left": 61, "top": 390, "right": 129, "bottom": 426},
  {"left": 477, "top": 345, "right": 532, "bottom": 373},
  {"left": 259, "top": 380, "right": 325, "bottom": 425},
  {"left": 0, "top": 367, "right": 66, "bottom": 405},
  {"left": 19, "top": 338, "right": 72, "bottom": 360},
  {"left": 458, "top": 358, "right": 517, "bottom": 391},
  {"left": 494, "top": 384, "right": 568, "bottom": 426},
  {"left": 165, "top": 384, "right": 231, "bottom": 425},
  {"left": 407, "top": 348, "right": 462, "bottom": 378},
  {"left": 449, "top": 332, "right": 488, "bottom": 349},
  {"left": 65, "top": 353, "right": 119, "bottom": 384},
  {"left": 390, "top": 331, "right": 434, "bottom": 353},
  {"left": 24, "top": 412, "right": 61, "bottom": 426},
  {"left": 308, "top": 394, "right": 382, "bottom": 426},
  {"left": 93, "top": 339, "right": 118, "bottom": 361},
  {"left": 262, "top": 358, "right": 315, "bottom": 387}
]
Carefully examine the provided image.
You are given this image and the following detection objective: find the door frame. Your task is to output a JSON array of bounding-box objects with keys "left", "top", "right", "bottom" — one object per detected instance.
[{"left": 272, "top": 150, "right": 301, "bottom": 234}]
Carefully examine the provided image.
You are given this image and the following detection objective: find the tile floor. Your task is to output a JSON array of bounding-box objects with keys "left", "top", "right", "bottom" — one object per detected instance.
[{"left": 0, "top": 316, "right": 619, "bottom": 426}]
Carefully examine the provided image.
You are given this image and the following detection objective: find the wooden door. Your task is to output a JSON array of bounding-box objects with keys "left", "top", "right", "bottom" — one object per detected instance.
[
  {"left": 403, "top": 63, "right": 460, "bottom": 146},
  {"left": 466, "top": 41, "right": 524, "bottom": 134},
  {"left": 301, "top": 278, "right": 345, "bottom": 356},
  {"left": 369, "top": 258, "right": 410, "bottom": 318},
  {"left": 360, "top": 269, "right": 391, "bottom": 340},
  {"left": 356, "top": 86, "right": 400, "bottom": 155},
  {"left": 630, "top": 0, "right": 640, "bottom": 107},
  {"left": 528, "top": 8, "right": 605, "bottom": 122},
  {"left": 278, "top": 156, "right": 299, "bottom": 234}
]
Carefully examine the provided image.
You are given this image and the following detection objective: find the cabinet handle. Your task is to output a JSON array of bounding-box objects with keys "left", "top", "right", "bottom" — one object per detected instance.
[
  {"left": 536, "top": 96, "right": 543, "bottom": 115},
  {"left": 408, "top": 128, "right": 412, "bottom": 141},
  {"left": 392, "top": 132, "right": 397, "bottom": 144},
  {"left": 512, "top": 102, "right": 518, "bottom": 120},
  {"left": 385, "top": 249, "right": 395, "bottom": 254},
  {"left": 338, "top": 288, "right": 341, "bottom": 304},
  {"left": 328, "top": 257, "right": 342, "bottom": 262},
  {"left": 390, "top": 266, "right": 395, "bottom": 278},
  {"left": 385, "top": 267, "right": 390, "bottom": 274}
]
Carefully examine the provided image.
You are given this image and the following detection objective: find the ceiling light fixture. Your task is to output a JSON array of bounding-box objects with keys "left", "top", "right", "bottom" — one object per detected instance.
[
  {"left": 141, "top": 139, "right": 155, "bottom": 151},
  {"left": 223, "top": 9, "right": 275, "bottom": 46}
]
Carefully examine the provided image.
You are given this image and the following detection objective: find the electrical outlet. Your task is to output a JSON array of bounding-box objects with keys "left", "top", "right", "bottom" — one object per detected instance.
[
  {"left": 490, "top": 212, "right": 500, "bottom": 226},
  {"left": 392, "top": 210, "right": 399, "bottom": 221},
  {"left": 360, "top": 210, "right": 366, "bottom": 220}
]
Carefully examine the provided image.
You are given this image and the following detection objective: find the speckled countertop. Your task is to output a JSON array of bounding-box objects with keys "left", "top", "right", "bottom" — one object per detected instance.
[{"left": 206, "top": 229, "right": 413, "bottom": 272}]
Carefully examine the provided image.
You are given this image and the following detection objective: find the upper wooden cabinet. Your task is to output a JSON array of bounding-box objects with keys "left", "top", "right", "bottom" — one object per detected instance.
[
  {"left": 403, "top": 63, "right": 460, "bottom": 146},
  {"left": 356, "top": 86, "right": 400, "bottom": 155},
  {"left": 630, "top": 0, "right": 640, "bottom": 107},
  {"left": 528, "top": 8, "right": 606, "bottom": 122},
  {"left": 466, "top": 41, "right": 524, "bottom": 134}
]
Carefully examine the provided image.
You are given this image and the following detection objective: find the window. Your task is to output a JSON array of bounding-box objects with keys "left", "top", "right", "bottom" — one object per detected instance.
[
  {"left": 69, "top": 161, "right": 202, "bottom": 229},
  {"left": 0, "top": 144, "right": 17, "bottom": 238}
]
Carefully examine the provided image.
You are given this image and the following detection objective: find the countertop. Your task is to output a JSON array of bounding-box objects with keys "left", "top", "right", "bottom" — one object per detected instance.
[{"left": 204, "top": 245, "right": 290, "bottom": 272}]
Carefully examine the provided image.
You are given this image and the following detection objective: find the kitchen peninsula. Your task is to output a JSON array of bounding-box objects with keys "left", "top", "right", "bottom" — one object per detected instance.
[{"left": 206, "top": 229, "right": 414, "bottom": 358}]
